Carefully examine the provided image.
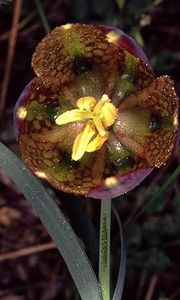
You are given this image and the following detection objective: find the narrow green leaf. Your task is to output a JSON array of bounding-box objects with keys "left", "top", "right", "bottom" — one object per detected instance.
[
  {"left": 99, "top": 199, "right": 111, "bottom": 300},
  {"left": 0, "top": 142, "right": 102, "bottom": 300},
  {"left": 112, "top": 205, "right": 126, "bottom": 300}
]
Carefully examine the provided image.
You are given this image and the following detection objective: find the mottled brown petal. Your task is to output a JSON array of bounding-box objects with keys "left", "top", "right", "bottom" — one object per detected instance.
[
  {"left": 32, "top": 26, "right": 75, "bottom": 84},
  {"left": 44, "top": 146, "right": 106, "bottom": 195},
  {"left": 114, "top": 76, "right": 178, "bottom": 167},
  {"left": 16, "top": 75, "right": 108, "bottom": 195},
  {"left": 118, "top": 76, "right": 178, "bottom": 117},
  {"left": 135, "top": 60, "right": 155, "bottom": 90},
  {"left": 32, "top": 24, "right": 119, "bottom": 93},
  {"left": 113, "top": 125, "right": 178, "bottom": 167},
  {"left": 111, "top": 51, "right": 155, "bottom": 106},
  {"left": 142, "top": 129, "right": 177, "bottom": 167}
]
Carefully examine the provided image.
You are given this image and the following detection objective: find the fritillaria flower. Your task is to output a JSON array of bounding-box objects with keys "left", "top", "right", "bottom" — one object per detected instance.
[{"left": 14, "top": 24, "right": 179, "bottom": 199}]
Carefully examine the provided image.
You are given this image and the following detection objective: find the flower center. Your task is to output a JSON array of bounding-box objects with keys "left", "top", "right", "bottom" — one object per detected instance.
[{"left": 55, "top": 94, "right": 117, "bottom": 161}]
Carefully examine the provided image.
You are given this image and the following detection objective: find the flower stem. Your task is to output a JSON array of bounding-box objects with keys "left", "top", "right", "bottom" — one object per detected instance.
[{"left": 99, "top": 199, "right": 111, "bottom": 300}]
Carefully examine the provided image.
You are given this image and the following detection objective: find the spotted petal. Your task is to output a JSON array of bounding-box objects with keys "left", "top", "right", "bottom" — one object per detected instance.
[
  {"left": 114, "top": 76, "right": 179, "bottom": 167},
  {"left": 32, "top": 24, "right": 119, "bottom": 94}
]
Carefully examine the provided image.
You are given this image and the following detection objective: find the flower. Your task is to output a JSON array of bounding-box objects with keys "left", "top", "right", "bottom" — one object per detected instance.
[{"left": 14, "top": 24, "right": 179, "bottom": 199}]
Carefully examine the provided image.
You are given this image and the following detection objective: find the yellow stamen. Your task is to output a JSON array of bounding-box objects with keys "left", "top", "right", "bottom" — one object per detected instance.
[
  {"left": 55, "top": 93, "right": 118, "bottom": 160},
  {"left": 76, "top": 96, "right": 96, "bottom": 111},
  {"left": 55, "top": 109, "right": 92, "bottom": 125},
  {"left": 93, "top": 94, "right": 110, "bottom": 114},
  {"left": 101, "top": 102, "right": 117, "bottom": 126},
  {"left": 93, "top": 115, "right": 107, "bottom": 136},
  {"left": 86, "top": 133, "right": 109, "bottom": 152},
  {"left": 72, "top": 122, "right": 96, "bottom": 161}
]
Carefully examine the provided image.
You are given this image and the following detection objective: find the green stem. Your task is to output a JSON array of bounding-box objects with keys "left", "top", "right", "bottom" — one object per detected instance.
[
  {"left": 34, "top": 0, "right": 50, "bottom": 34},
  {"left": 99, "top": 199, "right": 111, "bottom": 300}
]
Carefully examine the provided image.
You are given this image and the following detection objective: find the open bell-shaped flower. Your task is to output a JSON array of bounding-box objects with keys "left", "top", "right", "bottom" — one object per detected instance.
[{"left": 14, "top": 24, "right": 179, "bottom": 199}]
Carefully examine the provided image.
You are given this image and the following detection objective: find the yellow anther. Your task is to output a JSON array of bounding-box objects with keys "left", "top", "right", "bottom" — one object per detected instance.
[
  {"left": 55, "top": 93, "right": 118, "bottom": 160},
  {"left": 16, "top": 107, "right": 27, "bottom": 119},
  {"left": 55, "top": 109, "right": 92, "bottom": 125},
  {"left": 76, "top": 96, "right": 96, "bottom": 111},
  {"left": 106, "top": 31, "right": 120, "bottom": 43},
  {"left": 93, "top": 115, "right": 107, "bottom": 136},
  {"left": 101, "top": 102, "right": 118, "bottom": 126},
  {"left": 72, "top": 122, "right": 96, "bottom": 161},
  {"left": 93, "top": 94, "right": 110, "bottom": 114},
  {"left": 86, "top": 132, "right": 109, "bottom": 152}
]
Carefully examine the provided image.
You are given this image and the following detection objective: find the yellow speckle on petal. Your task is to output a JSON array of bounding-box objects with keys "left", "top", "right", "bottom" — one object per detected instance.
[
  {"left": 173, "top": 114, "right": 178, "bottom": 127},
  {"left": 16, "top": 107, "right": 27, "bottom": 120},
  {"left": 62, "top": 23, "right": 72, "bottom": 30},
  {"left": 105, "top": 176, "right": 118, "bottom": 187},
  {"left": 106, "top": 31, "right": 119, "bottom": 43},
  {"left": 35, "top": 171, "right": 47, "bottom": 179}
]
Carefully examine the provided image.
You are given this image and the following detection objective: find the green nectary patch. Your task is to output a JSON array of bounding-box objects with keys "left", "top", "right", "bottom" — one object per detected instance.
[
  {"left": 115, "top": 156, "right": 135, "bottom": 174},
  {"left": 124, "top": 51, "right": 138, "bottom": 79},
  {"left": 111, "top": 51, "right": 138, "bottom": 105},
  {"left": 25, "top": 101, "right": 71, "bottom": 122},
  {"left": 149, "top": 116, "right": 174, "bottom": 131},
  {"left": 63, "top": 30, "right": 86, "bottom": 58},
  {"left": 47, "top": 155, "right": 78, "bottom": 182}
]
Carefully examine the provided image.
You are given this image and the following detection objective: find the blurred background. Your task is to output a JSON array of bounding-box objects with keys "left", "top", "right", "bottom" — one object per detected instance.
[{"left": 0, "top": 0, "right": 180, "bottom": 299}]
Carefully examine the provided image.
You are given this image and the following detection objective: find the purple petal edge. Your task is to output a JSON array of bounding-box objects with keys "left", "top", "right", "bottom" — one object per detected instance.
[
  {"left": 87, "top": 168, "right": 153, "bottom": 199},
  {"left": 98, "top": 25, "right": 151, "bottom": 67},
  {"left": 13, "top": 80, "right": 33, "bottom": 141}
]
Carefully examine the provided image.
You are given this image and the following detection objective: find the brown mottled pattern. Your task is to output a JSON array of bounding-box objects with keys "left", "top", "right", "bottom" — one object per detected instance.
[
  {"left": 143, "top": 129, "right": 177, "bottom": 167},
  {"left": 27, "top": 77, "right": 60, "bottom": 105},
  {"left": 46, "top": 166, "right": 95, "bottom": 195},
  {"left": 117, "top": 49, "right": 125, "bottom": 73},
  {"left": 20, "top": 135, "right": 60, "bottom": 171},
  {"left": 32, "top": 27, "right": 75, "bottom": 84},
  {"left": 118, "top": 76, "right": 178, "bottom": 118},
  {"left": 135, "top": 60, "right": 155, "bottom": 90},
  {"left": 32, "top": 24, "right": 119, "bottom": 93},
  {"left": 114, "top": 75, "right": 178, "bottom": 168},
  {"left": 45, "top": 147, "right": 106, "bottom": 195},
  {"left": 77, "top": 24, "right": 119, "bottom": 93},
  {"left": 18, "top": 73, "right": 108, "bottom": 194}
]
